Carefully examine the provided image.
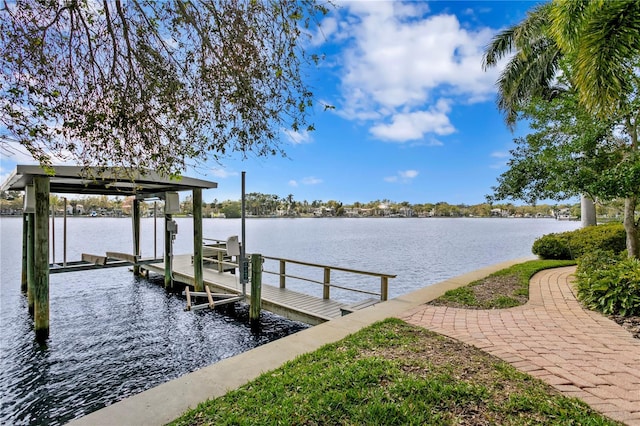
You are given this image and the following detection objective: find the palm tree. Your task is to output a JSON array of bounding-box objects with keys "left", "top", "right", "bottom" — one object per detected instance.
[
  {"left": 482, "top": 3, "right": 564, "bottom": 127},
  {"left": 551, "top": 0, "right": 640, "bottom": 257},
  {"left": 482, "top": 2, "right": 598, "bottom": 227},
  {"left": 484, "top": 0, "right": 639, "bottom": 257},
  {"left": 549, "top": 0, "right": 640, "bottom": 117}
]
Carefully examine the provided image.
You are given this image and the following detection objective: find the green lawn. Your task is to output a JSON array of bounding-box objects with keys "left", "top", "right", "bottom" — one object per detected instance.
[
  {"left": 430, "top": 259, "right": 576, "bottom": 309},
  {"left": 170, "top": 318, "right": 616, "bottom": 426}
]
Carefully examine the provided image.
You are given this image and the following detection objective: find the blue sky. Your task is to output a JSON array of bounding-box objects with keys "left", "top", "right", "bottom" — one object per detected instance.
[{"left": 1, "top": 1, "right": 544, "bottom": 206}]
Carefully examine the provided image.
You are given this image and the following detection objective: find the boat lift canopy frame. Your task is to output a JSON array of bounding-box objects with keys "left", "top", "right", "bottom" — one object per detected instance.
[
  {"left": 1, "top": 164, "right": 218, "bottom": 341},
  {"left": 1, "top": 165, "right": 217, "bottom": 197}
]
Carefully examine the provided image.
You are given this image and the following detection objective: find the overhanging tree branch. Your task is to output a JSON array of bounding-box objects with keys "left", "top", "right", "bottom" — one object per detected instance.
[{"left": 1, "top": 0, "right": 330, "bottom": 174}]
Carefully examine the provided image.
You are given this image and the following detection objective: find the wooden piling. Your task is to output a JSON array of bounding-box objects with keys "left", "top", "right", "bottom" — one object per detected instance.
[
  {"left": 51, "top": 200, "right": 55, "bottom": 265},
  {"left": 34, "top": 176, "right": 50, "bottom": 341},
  {"left": 192, "top": 188, "right": 203, "bottom": 292},
  {"left": 27, "top": 212, "right": 35, "bottom": 312},
  {"left": 21, "top": 214, "right": 28, "bottom": 293},
  {"left": 63, "top": 197, "right": 67, "bottom": 267},
  {"left": 132, "top": 198, "right": 141, "bottom": 276},
  {"left": 279, "top": 259, "right": 286, "bottom": 289},
  {"left": 323, "top": 267, "right": 331, "bottom": 299},
  {"left": 185, "top": 286, "right": 192, "bottom": 311},
  {"left": 249, "top": 254, "right": 262, "bottom": 327},
  {"left": 381, "top": 276, "right": 389, "bottom": 301},
  {"left": 164, "top": 214, "right": 172, "bottom": 289}
]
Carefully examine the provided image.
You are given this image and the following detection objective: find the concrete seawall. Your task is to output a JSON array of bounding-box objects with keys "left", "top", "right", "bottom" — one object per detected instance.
[{"left": 68, "top": 257, "right": 533, "bottom": 426}]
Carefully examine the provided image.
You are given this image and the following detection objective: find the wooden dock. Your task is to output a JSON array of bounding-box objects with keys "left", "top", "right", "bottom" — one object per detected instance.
[{"left": 142, "top": 254, "right": 366, "bottom": 325}]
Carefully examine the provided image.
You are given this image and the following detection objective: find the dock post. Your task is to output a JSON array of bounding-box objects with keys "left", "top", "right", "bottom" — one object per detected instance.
[
  {"left": 132, "top": 198, "right": 141, "bottom": 276},
  {"left": 192, "top": 188, "right": 203, "bottom": 292},
  {"left": 27, "top": 211, "right": 35, "bottom": 312},
  {"left": 381, "top": 276, "right": 388, "bottom": 301},
  {"left": 21, "top": 213, "right": 28, "bottom": 293},
  {"left": 164, "top": 213, "right": 172, "bottom": 289},
  {"left": 323, "top": 267, "right": 330, "bottom": 299},
  {"left": 153, "top": 201, "right": 157, "bottom": 259},
  {"left": 249, "top": 254, "right": 262, "bottom": 329},
  {"left": 63, "top": 197, "right": 67, "bottom": 267},
  {"left": 34, "top": 176, "right": 50, "bottom": 341},
  {"left": 279, "top": 260, "right": 286, "bottom": 289}
]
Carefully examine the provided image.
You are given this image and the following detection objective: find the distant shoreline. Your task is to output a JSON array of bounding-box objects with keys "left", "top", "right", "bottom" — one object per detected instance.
[{"left": 0, "top": 213, "right": 579, "bottom": 221}]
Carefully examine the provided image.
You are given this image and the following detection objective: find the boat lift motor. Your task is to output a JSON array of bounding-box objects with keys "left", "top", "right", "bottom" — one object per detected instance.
[
  {"left": 167, "top": 219, "right": 178, "bottom": 241},
  {"left": 167, "top": 220, "right": 178, "bottom": 277}
]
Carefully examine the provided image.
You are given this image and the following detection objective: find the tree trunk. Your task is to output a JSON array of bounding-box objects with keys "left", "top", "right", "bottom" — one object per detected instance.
[
  {"left": 623, "top": 115, "right": 638, "bottom": 258},
  {"left": 624, "top": 196, "right": 639, "bottom": 259},
  {"left": 581, "top": 195, "right": 596, "bottom": 227}
]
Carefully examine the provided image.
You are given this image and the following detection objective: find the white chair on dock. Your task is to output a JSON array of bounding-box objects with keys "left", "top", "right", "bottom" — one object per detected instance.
[{"left": 226, "top": 235, "right": 240, "bottom": 258}]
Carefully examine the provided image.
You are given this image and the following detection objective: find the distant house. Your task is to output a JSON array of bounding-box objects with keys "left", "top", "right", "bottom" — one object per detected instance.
[
  {"left": 555, "top": 208, "right": 575, "bottom": 220},
  {"left": 344, "top": 208, "right": 361, "bottom": 217},
  {"left": 65, "top": 204, "right": 85, "bottom": 215},
  {"left": 398, "top": 207, "right": 413, "bottom": 217},
  {"left": 376, "top": 204, "right": 391, "bottom": 216},
  {"left": 490, "top": 208, "right": 514, "bottom": 218},
  {"left": 313, "top": 206, "right": 335, "bottom": 217}
]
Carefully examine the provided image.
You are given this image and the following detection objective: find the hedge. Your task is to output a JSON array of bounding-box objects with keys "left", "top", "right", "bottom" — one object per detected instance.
[{"left": 532, "top": 223, "right": 626, "bottom": 260}]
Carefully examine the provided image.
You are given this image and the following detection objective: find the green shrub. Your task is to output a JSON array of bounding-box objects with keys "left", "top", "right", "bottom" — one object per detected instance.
[
  {"left": 575, "top": 252, "right": 640, "bottom": 317},
  {"left": 532, "top": 223, "right": 626, "bottom": 260},
  {"left": 568, "top": 223, "right": 627, "bottom": 257},
  {"left": 531, "top": 234, "right": 572, "bottom": 259}
]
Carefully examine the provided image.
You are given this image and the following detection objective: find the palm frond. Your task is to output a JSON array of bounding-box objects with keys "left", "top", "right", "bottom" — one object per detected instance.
[
  {"left": 573, "top": 0, "right": 640, "bottom": 116},
  {"left": 482, "top": 27, "right": 517, "bottom": 69},
  {"left": 549, "top": 0, "right": 592, "bottom": 51}
]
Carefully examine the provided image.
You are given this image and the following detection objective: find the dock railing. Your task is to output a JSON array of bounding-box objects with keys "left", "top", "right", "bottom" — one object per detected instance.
[
  {"left": 201, "top": 237, "right": 396, "bottom": 303},
  {"left": 262, "top": 256, "right": 396, "bottom": 302}
]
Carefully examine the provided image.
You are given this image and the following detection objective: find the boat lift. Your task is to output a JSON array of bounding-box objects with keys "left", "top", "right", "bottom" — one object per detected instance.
[{"left": 0, "top": 165, "right": 218, "bottom": 341}]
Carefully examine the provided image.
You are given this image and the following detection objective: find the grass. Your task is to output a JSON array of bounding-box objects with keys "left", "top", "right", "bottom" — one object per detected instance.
[
  {"left": 430, "top": 259, "right": 576, "bottom": 309},
  {"left": 170, "top": 318, "right": 617, "bottom": 426}
]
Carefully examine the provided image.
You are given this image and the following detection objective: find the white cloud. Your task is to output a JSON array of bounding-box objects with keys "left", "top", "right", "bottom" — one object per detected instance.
[
  {"left": 385, "top": 169, "right": 419, "bottom": 183},
  {"left": 301, "top": 176, "right": 323, "bottom": 185},
  {"left": 329, "top": 2, "right": 503, "bottom": 143},
  {"left": 290, "top": 176, "right": 322, "bottom": 187},
  {"left": 489, "top": 150, "right": 510, "bottom": 169},
  {"left": 209, "top": 168, "right": 239, "bottom": 179},
  {"left": 311, "top": 16, "right": 339, "bottom": 46},
  {"left": 399, "top": 169, "right": 419, "bottom": 179},
  {"left": 283, "top": 129, "right": 313, "bottom": 145},
  {"left": 370, "top": 100, "right": 455, "bottom": 141},
  {"left": 490, "top": 151, "right": 510, "bottom": 158}
]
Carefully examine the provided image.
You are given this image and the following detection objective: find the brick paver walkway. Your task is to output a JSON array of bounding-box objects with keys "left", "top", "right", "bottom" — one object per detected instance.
[{"left": 400, "top": 266, "right": 640, "bottom": 425}]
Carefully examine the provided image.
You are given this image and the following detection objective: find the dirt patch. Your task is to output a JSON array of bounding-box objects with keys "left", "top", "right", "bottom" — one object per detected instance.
[
  {"left": 428, "top": 274, "right": 526, "bottom": 309},
  {"left": 354, "top": 322, "right": 595, "bottom": 425},
  {"left": 608, "top": 315, "right": 640, "bottom": 339}
]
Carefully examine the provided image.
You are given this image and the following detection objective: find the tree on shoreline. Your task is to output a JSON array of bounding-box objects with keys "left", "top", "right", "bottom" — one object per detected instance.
[
  {"left": 1, "top": 0, "right": 329, "bottom": 177},
  {"left": 483, "top": 0, "right": 639, "bottom": 258}
]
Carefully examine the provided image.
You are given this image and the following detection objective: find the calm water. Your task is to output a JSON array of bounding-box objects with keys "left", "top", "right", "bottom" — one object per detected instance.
[{"left": 0, "top": 216, "right": 580, "bottom": 425}]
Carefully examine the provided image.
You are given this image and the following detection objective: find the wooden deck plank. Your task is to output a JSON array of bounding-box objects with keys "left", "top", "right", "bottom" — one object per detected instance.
[
  {"left": 106, "top": 251, "right": 138, "bottom": 263},
  {"left": 142, "top": 254, "right": 351, "bottom": 323},
  {"left": 82, "top": 253, "right": 107, "bottom": 265}
]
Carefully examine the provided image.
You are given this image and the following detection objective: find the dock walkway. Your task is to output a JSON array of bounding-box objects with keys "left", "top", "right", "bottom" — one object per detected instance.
[{"left": 143, "top": 254, "right": 354, "bottom": 325}]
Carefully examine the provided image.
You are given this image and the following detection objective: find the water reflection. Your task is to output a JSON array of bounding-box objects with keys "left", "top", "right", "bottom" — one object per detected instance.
[{"left": 1, "top": 263, "right": 308, "bottom": 425}]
